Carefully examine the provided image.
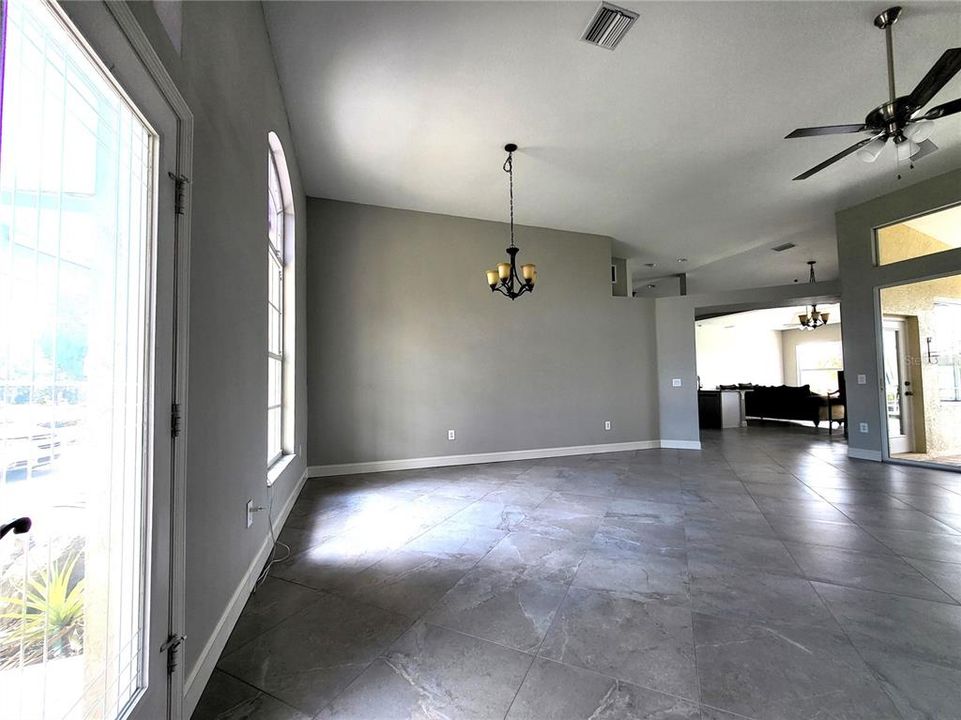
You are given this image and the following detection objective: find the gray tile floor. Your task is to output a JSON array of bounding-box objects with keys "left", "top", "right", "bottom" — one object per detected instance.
[{"left": 193, "top": 425, "right": 961, "bottom": 719}]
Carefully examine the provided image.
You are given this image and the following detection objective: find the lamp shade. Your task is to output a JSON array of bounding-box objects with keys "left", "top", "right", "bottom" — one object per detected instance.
[
  {"left": 896, "top": 138, "right": 920, "bottom": 162},
  {"left": 521, "top": 264, "right": 536, "bottom": 281},
  {"left": 905, "top": 120, "right": 934, "bottom": 143},
  {"left": 486, "top": 269, "right": 499, "bottom": 287},
  {"left": 497, "top": 262, "right": 511, "bottom": 280},
  {"left": 856, "top": 137, "right": 886, "bottom": 163}
]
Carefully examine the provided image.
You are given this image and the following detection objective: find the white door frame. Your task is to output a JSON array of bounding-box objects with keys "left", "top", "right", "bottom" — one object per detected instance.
[
  {"left": 55, "top": 2, "right": 193, "bottom": 718},
  {"left": 881, "top": 316, "right": 914, "bottom": 456}
]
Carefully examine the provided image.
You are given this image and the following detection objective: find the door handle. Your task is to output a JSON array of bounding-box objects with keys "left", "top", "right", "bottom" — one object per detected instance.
[
  {"left": 904, "top": 391, "right": 914, "bottom": 396},
  {"left": 0, "top": 517, "right": 32, "bottom": 541}
]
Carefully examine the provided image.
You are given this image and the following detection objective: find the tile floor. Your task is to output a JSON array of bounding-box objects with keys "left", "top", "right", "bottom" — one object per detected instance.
[{"left": 193, "top": 425, "right": 961, "bottom": 719}]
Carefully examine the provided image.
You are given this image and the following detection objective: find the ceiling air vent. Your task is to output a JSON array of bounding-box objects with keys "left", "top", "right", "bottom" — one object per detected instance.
[
  {"left": 581, "top": 3, "right": 638, "bottom": 50},
  {"left": 771, "top": 242, "right": 797, "bottom": 252}
]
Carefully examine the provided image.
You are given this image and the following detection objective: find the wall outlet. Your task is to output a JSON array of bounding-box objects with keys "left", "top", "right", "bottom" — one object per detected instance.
[
  {"left": 857, "top": 374, "right": 867, "bottom": 385},
  {"left": 859, "top": 422, "right": 869, "bottom": 433},
  {"left": 246, "top": 499, "right": 254, "bottom": 528},
  {"left": 672, "top": 378, "right": 682, "bottom": 387},
  {"left": 604, "top": 420, "right": 612, "bottom": 431},
  {"left": 448, "top": 429, "right": 456, "bottom": 441}
]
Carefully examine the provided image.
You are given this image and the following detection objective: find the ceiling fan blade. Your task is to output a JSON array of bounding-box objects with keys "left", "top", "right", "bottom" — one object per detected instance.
[
  {"left": 908, "top": 48, "right": 961, "bottom": 111},
  {"left": 792, "top": 135, "right": 882, "bottom": 181},
  {"left": 920, "top": 97, "right": 961, "bottom": 120},
  {"left": 911, "top": 139, "right": 939, "bottom": 162},
  {"left": 785, "top": 124, "right": 866, "bottom": 138}
]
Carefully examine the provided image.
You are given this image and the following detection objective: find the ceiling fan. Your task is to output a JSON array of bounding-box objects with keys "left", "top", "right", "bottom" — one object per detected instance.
[{"left": 786, "top": 6, "right": 961, "bottom": 181}]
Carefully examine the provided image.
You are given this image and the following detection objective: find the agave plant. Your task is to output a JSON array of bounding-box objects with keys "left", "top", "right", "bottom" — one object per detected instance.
[{"left": 0, "top": 552, "right": 85, "bottom": 665}]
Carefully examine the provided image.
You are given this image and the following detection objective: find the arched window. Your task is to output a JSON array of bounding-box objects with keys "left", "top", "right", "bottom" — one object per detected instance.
[{"left": 267, "top": 132, "right": 294, "bottom": 467}]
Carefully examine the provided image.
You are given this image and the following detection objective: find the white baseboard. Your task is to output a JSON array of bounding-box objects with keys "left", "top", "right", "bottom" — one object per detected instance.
[
  {"left": 183, "top": 468, "right": 309, "bottom": 718},
  {"left": 308, "top": 439, "right": 701, "bottom": 478},
  {"left": 659, "top": 439, "right": 702, "bottom": 450},
  {"left": 848, "top": 448, "right": 883, "bottom": 462}
]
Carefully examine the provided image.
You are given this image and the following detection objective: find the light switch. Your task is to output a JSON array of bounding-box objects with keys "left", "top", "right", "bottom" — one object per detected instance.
[
  {"left": 857, "top": 374, "right": 867, "bottom": 385},
  {"left": 859, "top": 422, "right": 869, "bottom": 433},
  {"left": 672, "top": 378, "right": 682, "bottom": 387}
]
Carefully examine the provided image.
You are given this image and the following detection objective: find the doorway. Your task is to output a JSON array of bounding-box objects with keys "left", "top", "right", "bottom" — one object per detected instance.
[
  {"left": 693, "top": 303, "right": 846, "bottom": 435},
  {"left": 876, "top": 207, "right": 961, "bottom": 469},
  {"left": 882, "top": 317, "right": 915, "bottom": 455},
  {"left": 0, "top": 1, "right": 189, "bottom": 718}
]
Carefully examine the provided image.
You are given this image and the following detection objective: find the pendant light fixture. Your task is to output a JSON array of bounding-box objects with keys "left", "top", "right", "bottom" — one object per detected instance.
[
  {"left": 798, "top": 260, "right": 829, "bottom": 331},
  {"left": 486, "top": 144, "right": 537, "bottom": 300}
]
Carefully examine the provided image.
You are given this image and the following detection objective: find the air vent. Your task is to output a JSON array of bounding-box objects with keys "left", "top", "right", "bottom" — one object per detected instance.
[
  {"left": 771, "top": 242, "right": 796, "bottom": 252},
  {"left": 581, "top": 3, "right": 638, "bottom": 50}
]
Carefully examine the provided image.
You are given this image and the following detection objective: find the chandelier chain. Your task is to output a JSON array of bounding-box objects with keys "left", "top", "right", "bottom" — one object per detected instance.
[{"left": 503, "top": 151, "right": 514, "bottom": 248}]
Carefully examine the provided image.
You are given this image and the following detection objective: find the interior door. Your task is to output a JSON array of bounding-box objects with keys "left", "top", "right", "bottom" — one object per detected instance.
[
  {"left": 883, "top": 317, "right": 915, "bottom": 455},
  {"left": 0, "top": 1, "right": 180, "bottom": 718}
]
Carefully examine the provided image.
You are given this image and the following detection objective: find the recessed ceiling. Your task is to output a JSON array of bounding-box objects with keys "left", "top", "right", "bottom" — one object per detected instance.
[{"left": 264, "top": 1, "right": 961, "bottom": 292}]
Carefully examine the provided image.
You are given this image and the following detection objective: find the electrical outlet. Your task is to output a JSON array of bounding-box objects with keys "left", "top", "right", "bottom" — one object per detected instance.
[
  {"left": 604, "top": 420, "right": 612, "bottom": 431},
  {"left": 448, "top": 429, "right": 456, "bottom": 441},
  {"left": 246, "top": 499, "right": 254, "bottom": 528},
  {"left": 857, "top": 374, "right": 867, "bottom": 385},
  {"left": 672, "top": 378, "right": 682, "bottom": 387},
  {"left": 859, "top": 422, "right": 869, "bottom": 433}
]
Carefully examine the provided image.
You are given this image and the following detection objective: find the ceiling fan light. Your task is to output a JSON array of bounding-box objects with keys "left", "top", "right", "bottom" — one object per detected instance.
[
  {"left": 896, "top": 137, "right": 921, "bottom": 162},
  {"left": 856, "top": 137, "right": 886, "bottom": 163},
  {"left": 905, "top": 120, "right": 934, "bottom": 143}
]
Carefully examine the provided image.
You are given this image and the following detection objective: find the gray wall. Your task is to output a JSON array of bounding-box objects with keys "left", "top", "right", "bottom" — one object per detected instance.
[
  {"left": 655, "top": 297, "right": 700, "bottom": 443},
  {"left": 836, "top": 168, "right": 961, "bottom": 458},
  {"left": 612, "top": 257, "right": 628, "bottom": 297},
  {"left": 306, "top": 199, "right": 659, "bottom": 465},
  {"left": 124, "top": 1, "right": 309, "bottom": 675}
]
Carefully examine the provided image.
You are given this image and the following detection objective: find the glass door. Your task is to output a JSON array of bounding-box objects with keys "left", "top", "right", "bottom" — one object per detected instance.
[
  {"left": 0, "top": 1, "right": 180, "bottom": 718},
  {"left": 882, "top": 318, "right": 914, "bottom": 455},
  {"left": 879, "top": 268, "right": 961, "bottom": 469}
]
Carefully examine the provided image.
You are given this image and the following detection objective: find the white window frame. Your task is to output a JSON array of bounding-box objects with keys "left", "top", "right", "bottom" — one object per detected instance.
[{"left": 267, "top": 132, "right": 294, "bottom": 470}]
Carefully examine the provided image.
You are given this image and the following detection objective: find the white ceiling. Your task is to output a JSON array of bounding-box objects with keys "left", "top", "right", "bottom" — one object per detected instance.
[
  {"left": 697, "top": 303, "right": 842, "bottom": 331},
  {"left": 264, "top": 1, "right": 961, "bottom": 292}
]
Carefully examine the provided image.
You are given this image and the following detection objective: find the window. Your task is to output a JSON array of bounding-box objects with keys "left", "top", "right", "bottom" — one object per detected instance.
[
  {"left": 267, "top": 134, "right": 293, "bottom": 466},
  {"left": 796, "top": 341, "right": 843, "bottom": 396},
  {"left": 875, "top": 204, "right": 961, "bottom": 266},
  {"left": 934, "top": 302, "right": 961, "bottom": 402},
  {"left": 1, "top": 0, "right": 158, "bottom": 713}
]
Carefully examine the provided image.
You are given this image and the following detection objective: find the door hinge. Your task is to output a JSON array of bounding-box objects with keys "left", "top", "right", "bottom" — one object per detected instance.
[
  {"left": 161, "top": 634, "right": 186, "bottom": 674},
  {"left": 168, "top": 172, "right": 190, "bottom": 215},
  {"left": 171, "top": 402, "right": 182, "bottom": 438}
]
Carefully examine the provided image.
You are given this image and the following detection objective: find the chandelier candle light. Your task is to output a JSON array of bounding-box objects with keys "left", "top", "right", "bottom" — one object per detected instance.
[
  {"left": 486, "top": 143, "right": 537, "bottom": 299},
  {"left": 798, "top": 260, "right": 830, "bottom": 331}
]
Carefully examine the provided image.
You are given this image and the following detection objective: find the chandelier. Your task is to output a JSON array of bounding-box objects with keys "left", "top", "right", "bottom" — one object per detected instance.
[
  {"left": 486, "top": 144, "right": 537, "bottom": 300},
  {"left": 798, "top": 260, "right": 829, "bottom": 331}
]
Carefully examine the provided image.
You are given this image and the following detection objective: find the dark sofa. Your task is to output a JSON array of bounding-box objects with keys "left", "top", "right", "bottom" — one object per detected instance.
[{"left": 744, "top": 384, "right": 843, "bottom": 428}]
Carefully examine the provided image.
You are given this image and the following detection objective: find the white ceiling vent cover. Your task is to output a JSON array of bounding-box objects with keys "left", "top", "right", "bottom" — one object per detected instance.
[{"left": 581, "top": 3, "right": 638, "bottom": 50}]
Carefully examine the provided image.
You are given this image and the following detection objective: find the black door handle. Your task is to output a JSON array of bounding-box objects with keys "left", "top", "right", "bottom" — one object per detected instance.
[{"left": 1, "top": 517, "right": 32, "bottom": 541}]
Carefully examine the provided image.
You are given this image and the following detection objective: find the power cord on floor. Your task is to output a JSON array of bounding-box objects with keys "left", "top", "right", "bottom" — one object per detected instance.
[{"left": 253, "top": 481, "right": 291, "bottom": 591}]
